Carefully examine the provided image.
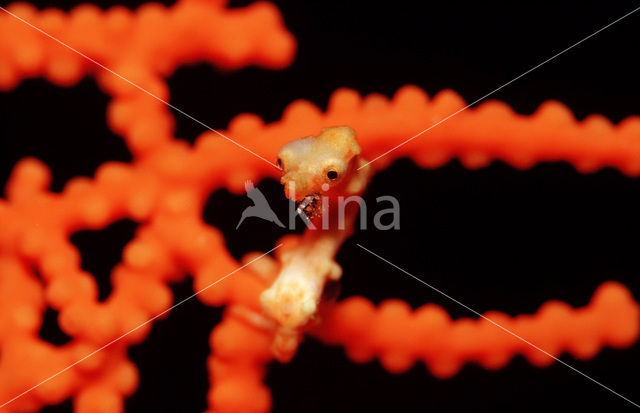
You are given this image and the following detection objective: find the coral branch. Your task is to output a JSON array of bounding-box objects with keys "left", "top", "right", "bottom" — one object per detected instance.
[
  {"left": 208, "top": 311, "right": 274, "bottom": 413},
  {"left": 0, "top": 0, "right": 295, "bottom": 89},
  {"left": 312, "top": 282, "right": 639, "bottom": 376},
  {"left": 219, "top": 86, "right": 640, "bottom": 177}
]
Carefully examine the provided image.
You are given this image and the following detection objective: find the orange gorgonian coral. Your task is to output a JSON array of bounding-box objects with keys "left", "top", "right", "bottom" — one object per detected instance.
[{"left": 0, "top": 0, "right": 639, "bottom": 412}]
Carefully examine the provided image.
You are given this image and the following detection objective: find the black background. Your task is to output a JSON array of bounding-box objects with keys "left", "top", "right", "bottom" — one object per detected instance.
[{"left": 2, "top": 0, "right": 640, "bottom": 412}]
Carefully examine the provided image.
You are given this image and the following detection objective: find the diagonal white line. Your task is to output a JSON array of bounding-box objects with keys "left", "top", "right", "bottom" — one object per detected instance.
[
  {"left": 0, "top": 244, "right": 282, "bottom": 410},
  {"left": 356, "top": 243, "right": 640, "bottom": 409},
  {"left": 0, "top": 6, "right": 281, "bottom": 170},
  {"left": 359, "top": 4, "right": 640, "bottom": 170}
]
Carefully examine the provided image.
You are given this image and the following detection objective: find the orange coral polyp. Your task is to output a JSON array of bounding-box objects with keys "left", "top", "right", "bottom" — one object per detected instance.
[{"left": 0, "top": 0, "right": 639, "bottom": 412}]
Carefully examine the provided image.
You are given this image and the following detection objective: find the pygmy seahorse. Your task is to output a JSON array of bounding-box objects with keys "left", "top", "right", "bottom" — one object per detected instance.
[{"left": 259, "top": 126, "right": 371, "bottom": 360}]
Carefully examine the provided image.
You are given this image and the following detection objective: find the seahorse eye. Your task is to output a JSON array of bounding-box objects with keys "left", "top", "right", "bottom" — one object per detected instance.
[{"left": 327, "top": 170, "right": 338, "bottom": 180}]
